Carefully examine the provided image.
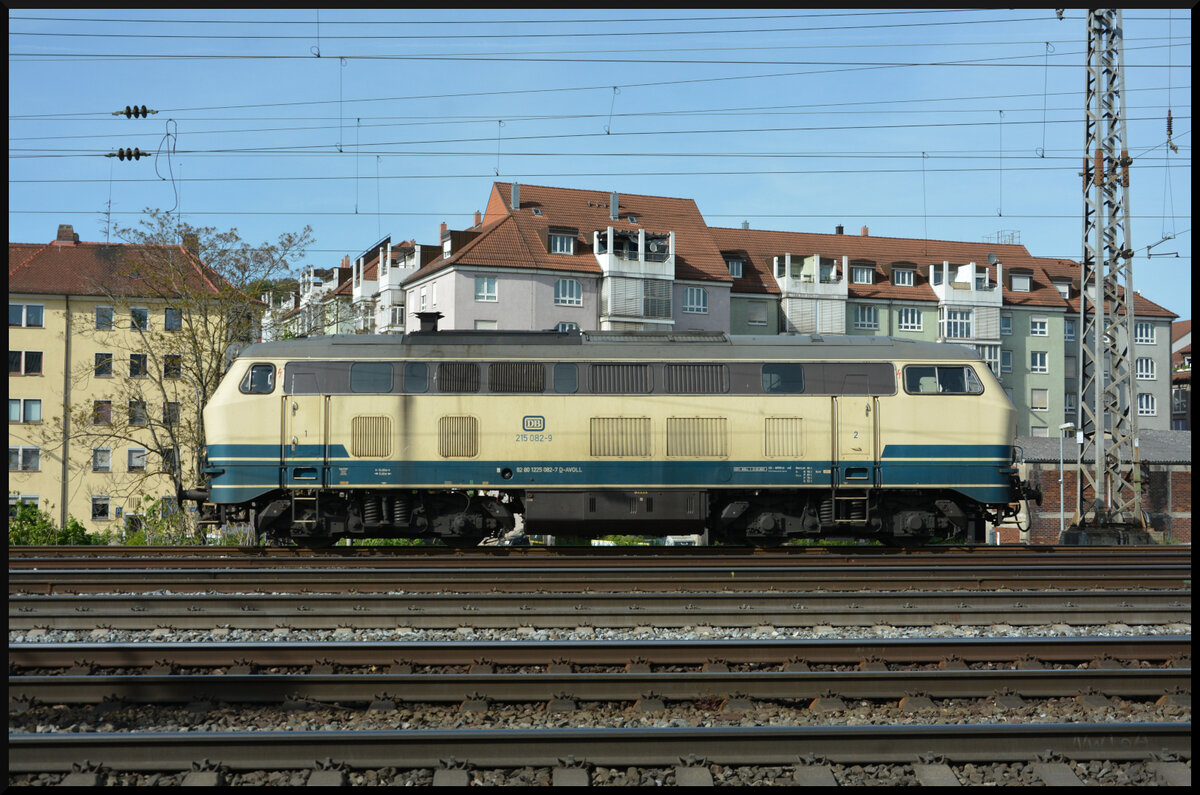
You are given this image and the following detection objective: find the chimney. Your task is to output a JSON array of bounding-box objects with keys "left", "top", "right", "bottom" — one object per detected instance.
[
  {"left": 511, "top": 182, "right": 520, "bottom": 210},
  {"left": 416, "top": 311, "right": 443, "bottom": 332},
  {"left": 183, "top": 232, "right": 199, "bottom": 256},
  {"left": 741, "top": 221, "right": 750, "bottom": 230},
  {"left": 56, "top": 224, "right": 77, "bottom": 243},
  {"left": 474, "top": 210, "right": 482, "bottom": 227},
  {"left": 440, "top": 221, "right": 448, "bottom": 240},
  {"left": 860, "top": 226, "right": 869, "bottom": 237},
  {"left": 610, "top": 191, "right": 619, "bottom": 221},
  {"left": 835, "top": 225, "right": 844, "bottom": 235}
]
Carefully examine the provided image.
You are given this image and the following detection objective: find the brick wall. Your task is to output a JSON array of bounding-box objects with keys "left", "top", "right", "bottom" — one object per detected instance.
[{"left": 994, "top": 463, "right": 1191, "bottom": 545}]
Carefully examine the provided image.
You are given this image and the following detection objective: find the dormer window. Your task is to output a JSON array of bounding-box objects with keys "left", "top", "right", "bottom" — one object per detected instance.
[
  {"left": 1011, "top": 273, "right": 1031, "bottom": 292},
  {"left": 725, "top": 259, "right": 743, "bottom": 279},
  {"left": 892, "top": 268, "right": 914, "bottom": 287},
  {"left": 628, "top": 216, "right": 638, "bottom": 224},
  {"left": 549, "top": 233, "right": 575, "bottom": 255},
  {"left": 851, "top": 266, "right": 874, "bottom": 285},
  {"left": 1053, "top": 281, "right": 1070, "bottom": 299}
]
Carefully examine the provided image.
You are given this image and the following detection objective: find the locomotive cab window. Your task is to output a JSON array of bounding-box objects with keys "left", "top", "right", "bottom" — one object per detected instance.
[
  {"left": 762, "top": 363, "right": 804, "bottom": 394},
  {"left": 904, "top": 365, "right": 984, "bottom": 395},
  {"left": 239, "top": 363, "right": 275, "bottom": 394},
  {"left": 553, "top": 363, "right": 578, "bottom": 394}
]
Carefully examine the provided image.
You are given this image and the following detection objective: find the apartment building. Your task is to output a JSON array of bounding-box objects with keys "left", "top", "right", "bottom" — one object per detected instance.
[{"left": 9, "top": 225, "right": 232, "bottom": 532}]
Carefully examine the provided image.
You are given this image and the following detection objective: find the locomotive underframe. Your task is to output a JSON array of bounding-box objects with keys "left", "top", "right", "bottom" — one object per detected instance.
[{"left": 229, "top": 484, "right": 996, "bottom": 547}]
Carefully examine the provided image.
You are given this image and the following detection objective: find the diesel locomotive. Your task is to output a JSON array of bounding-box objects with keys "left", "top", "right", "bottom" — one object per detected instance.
[{"left": 187, "top": 329, "right": 1037, "bottom": 546}]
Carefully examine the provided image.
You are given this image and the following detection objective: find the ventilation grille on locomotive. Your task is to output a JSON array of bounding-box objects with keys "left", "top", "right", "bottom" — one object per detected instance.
[
  {"left": 666, "top": 417, "right": 728, "bottom": 457},
  {"left": 488, "top": 362, "right": 545, "bottom": 393},
  {"left": 350, "top": 416, "right": 392, "bottom": 458},
  {"left": 590, "top": 364, "right": 652, "bottom": 394},
  {"left": 590, "top": 417, "right": 651, "bottom": 457},
  {"left": 439, "top": 415, "right": 479, "bottom": 457},
  {"left": 763, "top": 417, "right": 804, "bottom": 457}
]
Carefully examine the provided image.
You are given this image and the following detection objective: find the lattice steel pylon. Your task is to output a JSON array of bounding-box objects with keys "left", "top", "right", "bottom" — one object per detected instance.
[{"left": 1069, "top": 9, "right": 1147, "bottom": 542}]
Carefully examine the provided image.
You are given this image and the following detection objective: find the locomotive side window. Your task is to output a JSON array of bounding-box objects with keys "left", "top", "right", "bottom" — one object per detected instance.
[
  {"left": 350, "top": 362, "right": 393, "bottom": 393},
  {"left": 239, "top": 363, "right": 275, "bottom": 394},
  {"left": 762, "top": 363, "right": 804, "bottom": 394},
  {"left": 553, "top": 363, "right": 578, "bottom": 394},
  {"left": 904, "top": 365, "right": 984, "bottom": 395},
  {"left": 403, "top": 362, "right": 429, "bottom": 393}
]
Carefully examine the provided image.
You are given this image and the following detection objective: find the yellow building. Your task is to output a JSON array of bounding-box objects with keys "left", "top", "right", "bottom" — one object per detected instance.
[{"left": 9, "top": 224, "right": 223, "bottom": 534}]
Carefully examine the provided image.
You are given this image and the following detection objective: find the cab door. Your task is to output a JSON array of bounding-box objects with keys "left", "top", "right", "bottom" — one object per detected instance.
[
  {"left": 282, "top": 394, "right": 327, "bottom": 487},
  {"left": 833, "top": 395, "right": 878, "bottom": 487}
]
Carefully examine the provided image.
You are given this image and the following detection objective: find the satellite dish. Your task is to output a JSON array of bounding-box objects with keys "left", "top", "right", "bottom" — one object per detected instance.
[{"left": 987, "top": 252, "right": 998, "bottom": 265}]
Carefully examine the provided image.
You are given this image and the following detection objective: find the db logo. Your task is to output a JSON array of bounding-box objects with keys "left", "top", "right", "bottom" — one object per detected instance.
[{"left": 522, "top": 415, "right": 546, "bottom": 432}]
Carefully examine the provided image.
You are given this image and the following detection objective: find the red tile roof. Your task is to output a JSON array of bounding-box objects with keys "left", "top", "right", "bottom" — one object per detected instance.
[
  {"left": 406, "top": 182, "right": 733, "bottom": 286},
  {"left": 9, "top": 233, "right": 226, "bottom": 298}
]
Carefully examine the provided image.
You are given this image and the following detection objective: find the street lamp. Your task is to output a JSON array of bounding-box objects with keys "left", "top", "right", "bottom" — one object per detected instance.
[{"left": 1059, "top": 422, "right": 1075, "bottom": 537}]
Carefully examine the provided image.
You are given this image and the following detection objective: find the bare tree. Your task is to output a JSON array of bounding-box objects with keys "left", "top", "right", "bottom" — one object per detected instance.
[{"left": 42, "top": 209, "right": 313, "bottom": 528}]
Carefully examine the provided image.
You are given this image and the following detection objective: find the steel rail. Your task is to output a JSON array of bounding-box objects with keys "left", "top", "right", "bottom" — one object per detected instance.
[
  {"left": 8, "top": 590, "right": 1190, "bottom": 631},
  {"left": 7, "top": 723, "right": 1190, "bottom": 771},
  {"left": 9, "top": 564, "right": 1189, "bottom": 595},
  {"left": 8, "top": 635, "right": 1191, "bottom": 670},
  {"left": 7, "top": 544, "right": 1189, "bottom": 567},
  {"left": 10, "top": 667, "right": 1190, "bottom": 706}
]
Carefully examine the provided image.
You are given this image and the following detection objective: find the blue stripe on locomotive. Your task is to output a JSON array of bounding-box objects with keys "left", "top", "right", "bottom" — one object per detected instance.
[{"left": 206, "top": 443, "right": 1015, "bottom": 505}]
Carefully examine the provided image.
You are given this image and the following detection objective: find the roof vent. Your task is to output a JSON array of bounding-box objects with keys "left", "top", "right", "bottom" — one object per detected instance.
[{"left": 416, "top": 311, "right": 444, "bottom": 333}]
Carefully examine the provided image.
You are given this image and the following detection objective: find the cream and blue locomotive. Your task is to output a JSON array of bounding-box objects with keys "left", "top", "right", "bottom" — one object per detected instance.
[{"left": 191, "top": 329, "right": 1034, "bottom": 546}]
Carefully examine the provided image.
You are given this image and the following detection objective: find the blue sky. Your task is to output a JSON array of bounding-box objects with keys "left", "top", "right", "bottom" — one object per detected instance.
[{"left": 8, "top": 8, "right": 1192, "bottom": 321}]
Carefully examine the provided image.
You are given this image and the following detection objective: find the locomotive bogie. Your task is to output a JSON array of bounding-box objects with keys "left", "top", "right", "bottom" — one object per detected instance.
[{"left": 197, "top": 332, "right": 1029, "bottom": 546}]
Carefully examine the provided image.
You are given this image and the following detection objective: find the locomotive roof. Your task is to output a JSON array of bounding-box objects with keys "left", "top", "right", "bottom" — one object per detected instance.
[{"left": 239, "top": 331, "right": 980, "bottom": 362}]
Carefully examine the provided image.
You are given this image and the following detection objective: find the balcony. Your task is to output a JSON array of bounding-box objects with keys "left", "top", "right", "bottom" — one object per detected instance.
[{"left": 594, "top": 228, "right": 675, "bottom": 280}]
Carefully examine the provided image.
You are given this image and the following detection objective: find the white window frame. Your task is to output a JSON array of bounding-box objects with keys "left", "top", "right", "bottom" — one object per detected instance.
[
  {"left": 976, "top": 344, "right": 1000, "bottom": 376},
  {"left": 9, "top": 398, "right": 42, "bottom": 423},
  {"left": 1030, "top": 316, "right": 1048, "bottom": 336},
  {"left": 1065, "top": 392, "right": 1077, "bottom": 415},
  {"left": 1135, "top": 357, "right": 1156, "bottom": 380},
  {"left": 164, "top": 306, "right": 182, "bottom": 331},
  {"left": 682, "top": 287, "right": 708, "bottom": 314},
  {"left": 92, "top": 447, "right": 112, "bottom": 472},
  {"left": 1030, "top": 351, "right": 1048, "bottom": 373},
  {"left": 129, "top": 352, "right": 148, "bottom": 378},
  {"left": 1053, "top": 282, "right": 1070, "bottom": 299},
  {"left": 1137, "top": 393, "right": 1156, "bottom": 416},
  {"left": 549, "top": 233, "right": 575, "bottom": 256},
  {"left": 853, "top": 305, "right": 879, "bottom": 330},
  {"left": 9, "top": 303, "right": 44, "bottom": 328},
  {"left": 1135, "top": 321, "right": 1155, "bottom": 344},
  {"left": 896, "top": 307, "right": 922, "bottom": 332},
  {"left": 940, "top": 308, "right": 972, "bottom": 339},
  {"left": 851, "top": 266, "right": 874, "bottom": 285},
  {"left": 9, "top": 445, "right": 41, "bottom": 472},
  {"left": 726, "top": 259, "right": 743, "bottom": 279},
  {"left": 95, "top": 306, "right": 114, "bottom": 330},
  {"left": 1000, "top": 314, "right": 1012, "bottom": 336},
  {"left": 475, "top": 276, "right": 498, "bottom": 302},
  {"left": 747, "top": 300, "right": 768, "bottom": 327},
  {"left": 1000, "top": 350, "right": 1013, "bottom": 374},
  {"left": 130, "top": 306, "right": 149, "bottom": 331},
  {"left": 892, "top": 268, "right": 914, "bottom": 287},
  {"left": 128, "top": 447, "right": 147, "bottom": 472},
  {"left": 1030, "top": 388, "right": 1049, "bottom": 412},
  {"left": 1064, "top": 318, "right": 1076, "bottom": 341},
  {"left": 1011, "top": 274, "right": 1031, "bottom": 292},
  {"left": 554, "top": 278, "right": 583, "bottom": 307}
]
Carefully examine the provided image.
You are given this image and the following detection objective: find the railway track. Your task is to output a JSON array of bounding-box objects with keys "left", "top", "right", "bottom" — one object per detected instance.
[
  {"left": 9, "top": 546, "right": 1191, "bottom": 785},
  {"left": 10, "top": 635, "right": 1190, "bottom": 670}
]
